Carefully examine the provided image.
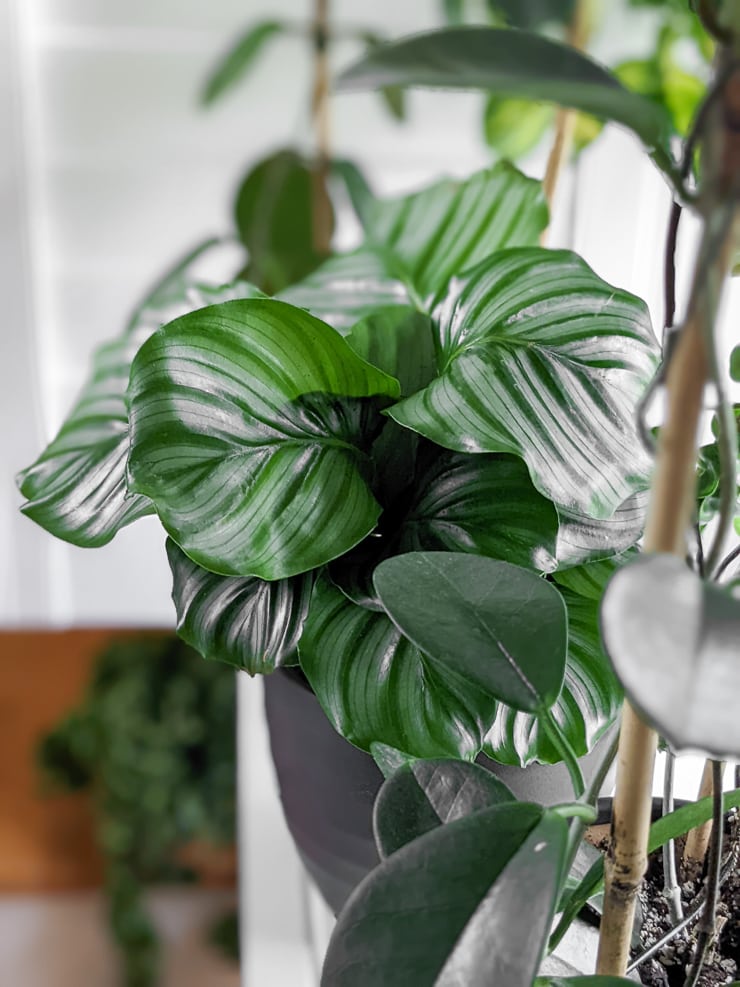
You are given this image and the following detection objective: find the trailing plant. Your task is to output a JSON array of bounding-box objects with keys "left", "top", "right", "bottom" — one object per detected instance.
[
  {"left": 38, "top": 635, "right": 237, "bottom": 987},
  {"left": 17, "top": 0, "right": 740, "bottom": 984}
]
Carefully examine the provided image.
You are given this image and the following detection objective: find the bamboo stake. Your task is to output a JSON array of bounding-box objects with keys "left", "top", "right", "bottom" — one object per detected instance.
[
  {"left": 596, "top": 53, "right": 740, "bottom": 973},
  {"left": 540, "top": 0, "right": 592, "bottom": 234},
  {"left": 311, "top": 0, "right": 333, "bottom": 256}
]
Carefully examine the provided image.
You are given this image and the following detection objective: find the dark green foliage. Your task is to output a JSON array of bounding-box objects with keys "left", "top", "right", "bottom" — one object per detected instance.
[{"left": 38, "top": 636, "right": 237, "bottom": 987}]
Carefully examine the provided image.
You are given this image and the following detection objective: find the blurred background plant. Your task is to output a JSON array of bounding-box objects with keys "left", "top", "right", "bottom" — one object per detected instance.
[{"left": 37, "top": 636, "right": 237, "bottom": 987}]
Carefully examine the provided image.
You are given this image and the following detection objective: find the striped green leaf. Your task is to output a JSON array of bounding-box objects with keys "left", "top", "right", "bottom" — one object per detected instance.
[
  {"left": 166, "top": 539, "right": 313, "bottom": 674},
  {"left": 483, "top": 588, "right": 621, "bottom": 766},
  {"left": 556, "top": 490, "right": 648, "bottom": 567},
  {"left": 17, "top": 282, "right": 263, "bottom": 548},
  {"left": 389, "top": 248, "right": 659, "bottom": 519},
  {"left": 279, "top": 247, "right": 411, "bottom": 333},
  {"left": 127, "top": 299, "right": 400, "bottom": 580},
  {"left": 299, "top": 577, "right": 489, "bottom": 760},
  {"left": 400, "top": 451, "right": 559, "bottom": 572},
  {"left": 17, "top": 326, "right": 155, "bottom": 547},
  {"left": 553, "top": 552, "right": 637, "bottom": 602},
  {"left": 338, "top": 27, "right": 677, "bottom": 176},
  {"left": 363, "top": 161, "right": 547, "bottom": 302}
]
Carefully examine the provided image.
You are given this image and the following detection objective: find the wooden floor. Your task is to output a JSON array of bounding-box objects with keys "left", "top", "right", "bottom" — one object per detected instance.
[{"left": 0, "top": 629, "right": 154, "bottom": 891}]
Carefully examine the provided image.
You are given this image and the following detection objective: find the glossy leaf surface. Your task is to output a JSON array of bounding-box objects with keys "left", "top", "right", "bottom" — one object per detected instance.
[
  {"left": 234, "top": 150, "right": 333, "bottom": 294},
  {"left": 601, "top": 553, "right": 740, "bottom": 758},
  {"left": 390, "top": 249, "right": 658, "bottom": 518},
  {"left": 127, "top": 299, "right": 399, "bottom": 580},
  {"left": 322, "top": 803, "right": 567, "bottom": 987},
  {"left": 556, "top": 490, "right": 648, "bottom": 567},
  {"left": 339, "top": 28, "right": 676, "bottom": 167},
  {"left": 299, "top": 577, "right": 489, "bottom": 760},
  {"left": 18, "top": 282, "right": 263, "bottom": 548},
  {"left": 201, "top": 20, "right": 284, "bottom": 106},
  {"left": 373, "top": 759, "right": 514, "bottom": 858},
  {"left": 167, "top": 539, "right": 312, "bottom": 674},
  {"left": 364, "top": 162, "right": 547, "bottom": 301},
  {"left": 400, "top": 451, "right": 559, "bottom": 572},
  {"left": 483, "top": 587, "right": 621, "bottom": 765},
  {"left": 346, "top": 306, "right": 437, "bottom": 397},
  {"left": 280, "top": 248, "right": 411, "bottom": 333},
  {"left": 374, "top": 552, "right": 568, "bottom": 712}
]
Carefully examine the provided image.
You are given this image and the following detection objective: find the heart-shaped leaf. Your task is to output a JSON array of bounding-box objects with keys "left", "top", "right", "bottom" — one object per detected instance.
[
  {"left": 201, "top": 20, "right": 285, "bottom": 106},
  {"left": 127, "top": 298, "right": 400, "bottom": 580},
  {"left": 166, "top": 539, "right": 312, "bottom": 674},
  {"left": 299, "top": 576, "right": 489, "bottom": 760},
  {"left": 553, "top": 552, "right": 637, "bottom": 602},
  {"left": 374, "top": 552, "right": 568, "bottom": 713},
  {"left": 389, "top": 248, "right": 659, "bottom": 519},
  {"left": 373, "top": 759, "right": 515, "bottom": 858},
  {"left": 364, "top": 161, "right": 547, "bottom": 302},
  {"left": 338, "top": 27, "right": 677, "bottom": 175},
  {"left": 399, "top": 451, "right": 559, "bottom": 572},
  {"left": 483, "top": 587, "right": 621, "bottom": 766},
  {"left": 556, "top": 490, "right": 648, "bottom": 568},
  {"left": 601, "top": 553, "right": 740, "bottom": 759},
  {"left": 322, "top": 802, "right": 567, "bottom": 987},
  {"left": 234, "top": 149, "right": 334, "bottom": 294},
  {"left": 280, "top": 247, "right": 411, "bottom": 333},
  {"left": 18, "top": 282, "right": 263, "bottom": 548}
]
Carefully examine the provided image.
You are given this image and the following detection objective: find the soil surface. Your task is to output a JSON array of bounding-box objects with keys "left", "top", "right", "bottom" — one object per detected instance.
[{"left": 633, "top": 811, "right": 739, "bottom": 986}]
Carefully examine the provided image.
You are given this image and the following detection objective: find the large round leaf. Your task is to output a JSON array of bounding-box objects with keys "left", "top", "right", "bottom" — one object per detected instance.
[
  {"left": 322, "top": 802, "right": 567, "bottom": 987},
  {"left": 279, "top": 247, "right": 411, "bottom": 333},
  {"left": 373, "top": 759, "right": 515, "bottom": 858},
  {"left": 338, "top": 27, "right": 676, "bottom": 173},
  {"left": 400, "top": 450, "right": 559, "bottom": 572},
  {"left": 601, "top": 553, "right": 740, "bottom": 759},
  {"left": 374, "top": 552, "right": 568, "bottom": 713},
  {"left": 166, "top": 539, "right": 312, "bottom": 674},
  {"left": 364, "top": 161, "right": 547, "bottom": 302},
  {"left": 299, "top": 577, "right": 488, "bottom": 760},
  {"left": 18, "top": 282, "right": 262, "bottom": 548},
  {"left": 556, "top": 490, "right": 648, "bottom": 568},
  {"left": 127, "top": 298, "right": 400, "bottom": 580},
  {"left": 389, "top": 249, "right": 659, "bottom": 519},
  {"left": 483, "top": 587, "right": 621, "bottom": 766}
]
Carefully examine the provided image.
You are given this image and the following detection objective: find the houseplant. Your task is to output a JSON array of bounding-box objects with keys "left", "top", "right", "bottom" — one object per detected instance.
[
  {"left": 15, "top": 1, "right": 740, "bottom": 985},
  {"left": 38, "top": 635, "right": 238, "bottom": 987}
]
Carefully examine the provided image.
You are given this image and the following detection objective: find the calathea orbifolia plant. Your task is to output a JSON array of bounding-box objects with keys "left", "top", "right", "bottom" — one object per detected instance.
[{"left": 18, "top": 157, "right": 657, "bottom": 781}]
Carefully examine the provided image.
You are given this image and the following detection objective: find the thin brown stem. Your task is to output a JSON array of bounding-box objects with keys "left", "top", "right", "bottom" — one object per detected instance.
[
  {"left": 683, "top": 761, "right": 725, "bottom": 987},
  {"left": 684, "top": 760, "right": 717, "bottom": 880},
  {"left": 311, "top": 0, "right": 332, "bottom": 256},
  {"left": 540, "top": 0, "right": 591, "bottom": 237}
]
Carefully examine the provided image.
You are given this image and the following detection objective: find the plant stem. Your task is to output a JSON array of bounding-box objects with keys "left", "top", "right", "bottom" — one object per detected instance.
[
  {"left": 540, "top": 0, "right": 590, "bottom": 234},
  {"left": 540, "top": 708, "right": 586, "bottom": 799},
  {"left": 714, "top": 542, "right": 740, "bottom": 580},
  {"left": 311, "top": 0, "right": 332, "bottom": 256},
  {"left": 683, "top": 761, "right": 725, "bottom": 987},
  {"left": 662, "top": 749, "right": 684, "bottom": 923},
  {"left": 684, "top": 760, "right": 716, "bottom": 880},
  {"left": 597, "top": 53, "right": 740, "bottom": 977}
]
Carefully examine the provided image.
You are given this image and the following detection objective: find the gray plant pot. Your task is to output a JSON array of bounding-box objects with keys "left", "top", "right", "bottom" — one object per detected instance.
[{"left": 264, "top": 667, "right": 616, "bottom": 913}]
